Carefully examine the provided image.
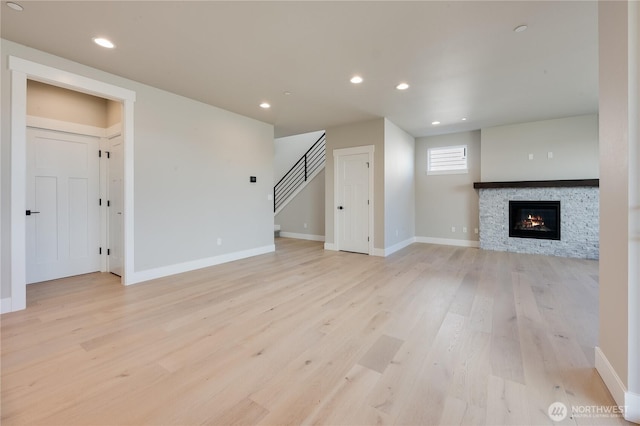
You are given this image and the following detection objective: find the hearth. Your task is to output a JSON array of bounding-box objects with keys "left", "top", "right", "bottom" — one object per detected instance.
[{"left": 509, "top": 200, "right": 561, "bottom": 240}]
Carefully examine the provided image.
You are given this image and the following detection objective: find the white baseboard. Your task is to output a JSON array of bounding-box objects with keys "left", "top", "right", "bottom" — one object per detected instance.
[
  {"left": 372, "top": 248, "right": 385, "bottom": 257},
  {"left": 324, "top": 243, "right": 337, "bottom": 251},
  {"left": 1, "top": 297, "right": 12, "bottom": 314},
  {"left": 415, "top": 236, "right": 480, "bottom": 248},
  {"left": 128, "top": 244, "right": 275, "bottom": 285},
  {"left": 626, "top": 391, "right": 640, "bottom": 424},
  {"left": 326, "top": 238, "right": 415, "bottom": 257},
  {"left": 279, "top": 232, "right": 325, "bottom": 242},
  {"left": 327, "top": 236, "right": 476, "bottom": 256},
  {"left": 377, "top": 237, "right": 416, "bottom": 257},
  {"left": 595, "top": 346, "right": 640, "bottom": 424},
  {"left": 595, "top": 346, "right": 626, "bottom": 407}
]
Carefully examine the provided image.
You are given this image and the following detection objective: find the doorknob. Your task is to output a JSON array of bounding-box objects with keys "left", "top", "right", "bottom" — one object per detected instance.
[
  {"left": 337, "top": 206, "right": 344, "bottom": 210},
  {"left": 26, "top": 210, "right": 40, "bottom": 216}
]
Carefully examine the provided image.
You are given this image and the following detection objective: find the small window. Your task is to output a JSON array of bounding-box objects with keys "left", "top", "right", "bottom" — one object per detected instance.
[{"left": 427, "top": 145, "right": 467, "bottom": 175}]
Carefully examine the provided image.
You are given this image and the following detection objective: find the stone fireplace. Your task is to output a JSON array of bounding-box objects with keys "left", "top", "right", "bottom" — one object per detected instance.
[{"left": 474, "top": 180, "right": 599, "bottom": 259}]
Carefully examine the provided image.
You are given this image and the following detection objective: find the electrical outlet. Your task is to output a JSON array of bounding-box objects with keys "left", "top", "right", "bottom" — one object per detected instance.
[
  {"left": 474, "top": 228, "right": 479, "bottom": 234},
  {"left": 303, "top": 223, "right": 308, "bottom": 229},
  {"left": 463, "top": 227, "right": 467, "bottom": 233},
  {"left": 267, "top": 194, "right": 273, "bottom": 201},
  {"left": 395, "top": 229, "right": 399, "bottom": 237},
  {"left": 528, "top": 153, "right": 534, "bottom": 160},
  {"left": 548, "top": 151, "right": 553, "bottom": 159},
  {"left": 217, "top": 238, "right": 222, "bottom": 246},
  {"left": 451, "top": 226, "right": 456, "bottom": 233}
]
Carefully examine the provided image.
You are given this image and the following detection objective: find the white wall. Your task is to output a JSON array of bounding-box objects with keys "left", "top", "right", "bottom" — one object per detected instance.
[
  {"left": 597, "top": 2, "right": 640, "bottom": 421},
  {"left": 598, "top": 2, "right": 629, "bottom": 392},
  {"left": 383, "top": 119, "right": 415, "bottom": 248},
  {"left": 274, "top": 130, "right": 324, "bottom": 183},
  {"left": 481, "top": 114, "right": 599, "bottom": 182},
  {"left": 1, "top": 39, "right": 274, "bottom": 300},
  {"left": 415, "top": 131, "right": 481, "bottom": 243},
  {"left": 133, "top": 85, "right": 274, "bottom": 271},
  {"left": 325, "top": 118, "right": 385, "bottom": 249}
]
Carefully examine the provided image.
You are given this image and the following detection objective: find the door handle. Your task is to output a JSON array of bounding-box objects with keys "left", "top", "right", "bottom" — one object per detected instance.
[
  {"left": 337, "top": 206, "right": 344, "bottom": 210},
  {"left": 26, "top": 210, "right": 40, "bottom": 215}
]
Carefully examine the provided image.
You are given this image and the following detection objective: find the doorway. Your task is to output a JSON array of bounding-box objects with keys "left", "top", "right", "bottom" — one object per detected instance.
[
  {"left": 333, "top": 146, "right": 374, "bottom": 255},
  {"left": 25, "top": 80, "right": 125, "bottom": 284},
  {"left": 9, "top": 56, "right": 136, "bottom": 312}
]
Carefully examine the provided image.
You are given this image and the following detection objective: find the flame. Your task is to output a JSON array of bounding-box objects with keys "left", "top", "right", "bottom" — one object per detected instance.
[{"left": 521, "top": 213, "right": 545, "bottom": 228}]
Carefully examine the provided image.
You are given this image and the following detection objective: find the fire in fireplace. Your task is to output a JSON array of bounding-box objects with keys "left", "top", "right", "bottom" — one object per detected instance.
[{"left": 509, "top": 200, "right": 561, "bottom": 240}]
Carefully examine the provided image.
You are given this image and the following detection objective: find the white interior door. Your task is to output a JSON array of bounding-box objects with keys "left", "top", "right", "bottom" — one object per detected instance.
[
  {"left": 336, "top": 152, "right": 370, "bottom": 254},
  {"left": 107, "top": 134, "right": 124, "bottom": 276},
  {"left": 26, "top": 128, "right": 101, "bottom": 284}
]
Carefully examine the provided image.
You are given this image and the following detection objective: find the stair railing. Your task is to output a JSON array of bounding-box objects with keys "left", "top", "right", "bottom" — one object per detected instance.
[{"left": 274, "top": 132, "right": 326, "bottom": 212}]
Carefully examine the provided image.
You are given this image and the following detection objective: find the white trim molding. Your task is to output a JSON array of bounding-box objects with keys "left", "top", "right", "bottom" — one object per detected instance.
[
  {"left": 595, "top": 346, "right": 627, "bottom": 408},
  {"left": 8, "top": 55, "right": 136, "bottom": 312},
  {"left": 26, "top": 116, "right": 106, "bottom": 137},
  {"left": 129, "top": 244, "right": 275, "bottom": 285},
  {"left": 1, "top": 298, "right": 13, "bottom": 314},
  {"left": 324, "top": 243, "right": 337, "bottom": 251},
  {"left": 626, "top": 391, "right": 640, "bottom": 424},
  {"left": 415, "top": 236, "right": 480, "bottom": 248},
  {"left": 106, "top": 123, "right": 123, "bottom": 138},
  {"left": 279, "top": 232, "right": 325, "bottom": 242},
  {"left": 595, "top": 346, "right": 640, "bottom": 423},
  {"left": 372, "top": 237, "right": 416, "bottom": 257}
]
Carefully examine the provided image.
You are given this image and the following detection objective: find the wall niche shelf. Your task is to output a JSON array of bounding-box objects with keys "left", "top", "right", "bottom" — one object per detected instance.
[{"left": 473, "top": 179, "right": 599, "bottom": 189}]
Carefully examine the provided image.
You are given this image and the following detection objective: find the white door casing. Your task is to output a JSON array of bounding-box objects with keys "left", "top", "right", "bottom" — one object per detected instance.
[
  {"left": 333, "top": 146, "right": 374, "bottom": 255},
  {"left": 9, "top": 56, "right": 136, "bottom": 312},
  {"left": 26, "top": 128, "right": 101, "bottom": 283}
]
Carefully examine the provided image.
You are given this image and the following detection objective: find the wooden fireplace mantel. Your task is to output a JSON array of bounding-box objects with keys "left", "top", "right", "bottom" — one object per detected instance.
[{"left": 473, "top": 179, "right": 599, "bottom": 189}]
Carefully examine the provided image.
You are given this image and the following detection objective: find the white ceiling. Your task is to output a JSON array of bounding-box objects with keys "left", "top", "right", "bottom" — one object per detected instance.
[{"left": 1, "top": 1, "right": 599, "bottom": 138}]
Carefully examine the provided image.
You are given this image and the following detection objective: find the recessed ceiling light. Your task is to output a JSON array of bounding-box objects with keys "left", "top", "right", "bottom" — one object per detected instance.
[
  {"left": 93, "top": 37, "right": 115, "bottom": 49},
  {"left": 283, "top": 91, "right": 292, "bottom": 96},
  {"left": 396, "top": 82, "right": 409, "bottom": 90},
  {"left": 461, "top": 118, "right": 467, "bottom": 121},
  {"left": 6, "top": 2, "right": 23, "bottom": 11},
  {"left": 259, "top": 102, "right": 271, "bottom": 109},
  {"left": 514, "top": 24, "right": 528, "bottom": 33},
  {"left": 350, "top": 75, "right": 363, "bottom": 84},
  {"left": 431, "top": 121, "right": 441, "bottom": 125}
]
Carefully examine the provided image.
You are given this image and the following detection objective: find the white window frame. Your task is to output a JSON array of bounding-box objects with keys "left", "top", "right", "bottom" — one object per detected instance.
[{"left": 427, "top": 145, "right": 468, "bottom": 175}]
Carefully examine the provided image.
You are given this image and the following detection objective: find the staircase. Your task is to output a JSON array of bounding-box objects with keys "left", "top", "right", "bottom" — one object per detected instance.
[{"left": 274, "top": 132, "right": 326, "bottom": 214}]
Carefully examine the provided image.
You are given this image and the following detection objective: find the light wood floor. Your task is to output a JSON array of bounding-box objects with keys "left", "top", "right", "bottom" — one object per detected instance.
[{"left": 1, "top": 239, "right": 627, "bottom": 425}]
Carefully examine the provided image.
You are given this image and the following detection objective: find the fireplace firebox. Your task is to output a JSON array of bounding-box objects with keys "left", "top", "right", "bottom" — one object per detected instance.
[{"left": 509, "top": 200, "right": 561, "bottom": 240}]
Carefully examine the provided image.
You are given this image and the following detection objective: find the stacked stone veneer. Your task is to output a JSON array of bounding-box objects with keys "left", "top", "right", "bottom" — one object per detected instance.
[{"left": 479, "top": 187, "right": 599, "bottom": 259}]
